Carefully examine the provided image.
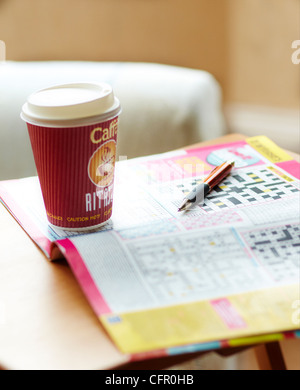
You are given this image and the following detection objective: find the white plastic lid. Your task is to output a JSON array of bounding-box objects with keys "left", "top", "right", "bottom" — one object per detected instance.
[{"left": 21, "top": 82, "right": 121, "bottom": 126}]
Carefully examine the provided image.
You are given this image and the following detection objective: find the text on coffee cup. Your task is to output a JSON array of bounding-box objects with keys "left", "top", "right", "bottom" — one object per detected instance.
[{"left": 90, "top": 119, "right": 118, "bottom": 144}]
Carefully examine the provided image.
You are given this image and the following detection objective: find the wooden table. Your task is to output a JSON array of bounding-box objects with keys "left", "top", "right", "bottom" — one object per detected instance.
[{"left": 0, "top": 133, "right": 298, "bottom": 370}]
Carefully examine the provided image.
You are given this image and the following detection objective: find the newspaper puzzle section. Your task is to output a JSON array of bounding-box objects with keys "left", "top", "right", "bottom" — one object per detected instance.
[
  {"left": 57, "top": 136, "right": 300, "bottom": 353},
  {"left": 0, "top": 136, "right": 299, "bottom": 355}
]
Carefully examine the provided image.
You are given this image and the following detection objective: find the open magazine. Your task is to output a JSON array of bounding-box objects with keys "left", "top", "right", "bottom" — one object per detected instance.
[{"left": 0, "top": 135, "right": 299, "bottom": 360}]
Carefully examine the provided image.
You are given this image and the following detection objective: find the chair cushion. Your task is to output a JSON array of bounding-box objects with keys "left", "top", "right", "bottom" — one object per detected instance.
[{"left": 0, "top": 61, "right": 225, "bottom": 179}]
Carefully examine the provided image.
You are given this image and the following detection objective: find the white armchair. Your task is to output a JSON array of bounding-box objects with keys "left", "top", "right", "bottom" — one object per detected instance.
[{"left": 0, "top": 61, "right": 226, "bottom": 180}]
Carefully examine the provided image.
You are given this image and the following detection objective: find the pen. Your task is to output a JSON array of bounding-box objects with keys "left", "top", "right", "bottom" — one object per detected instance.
[{"left": 178, "top": 160, "right": 235, "bottom": 211}]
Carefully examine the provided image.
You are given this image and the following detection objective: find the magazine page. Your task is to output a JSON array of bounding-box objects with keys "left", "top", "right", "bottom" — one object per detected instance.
[
  {"left": 52, "top": 136, "right": 300, "bottom": 354},
  {"left": 1, "top": 136, "right": 299, "bottom": 356}
]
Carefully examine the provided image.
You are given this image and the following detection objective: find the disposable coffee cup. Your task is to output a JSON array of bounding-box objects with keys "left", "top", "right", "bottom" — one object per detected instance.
[{"left": 21, "top": 82, "right": 121, "bottom": 231}]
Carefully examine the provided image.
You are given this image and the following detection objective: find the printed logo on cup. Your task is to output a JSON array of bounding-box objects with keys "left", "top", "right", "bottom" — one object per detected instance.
[{"left": 88, "top": 139, "right": 116, "bottom": 187}]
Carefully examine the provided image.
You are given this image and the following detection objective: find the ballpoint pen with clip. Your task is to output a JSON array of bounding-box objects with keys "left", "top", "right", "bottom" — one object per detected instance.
[{"left": 178, "top": 160, "right": 235, "bottom": 212}]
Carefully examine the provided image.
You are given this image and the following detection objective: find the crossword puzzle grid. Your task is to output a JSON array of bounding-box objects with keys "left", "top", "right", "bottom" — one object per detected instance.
[
  {"left": 127, "top": 229, "right": 263, "bottom": 302},
  {"left": 177, "top": 167, "right": 299, "bottom": 213},
  {"left": 242, "top": 223, "right": 300, "bottom": 282}
]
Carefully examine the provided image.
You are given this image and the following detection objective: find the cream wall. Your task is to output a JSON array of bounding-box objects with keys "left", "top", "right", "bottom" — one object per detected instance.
[
  {"left": 227, "top": 0, "right": 299, "bottom": 109},
  {"left": 0, "top": 0, "right": 228, "bottom": 89},
  {"left": 225, "top": 0, "right": 299, "bottom": 152},
  {"left": 0, "top": 0, "right": 299, "bottom": 109}
]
